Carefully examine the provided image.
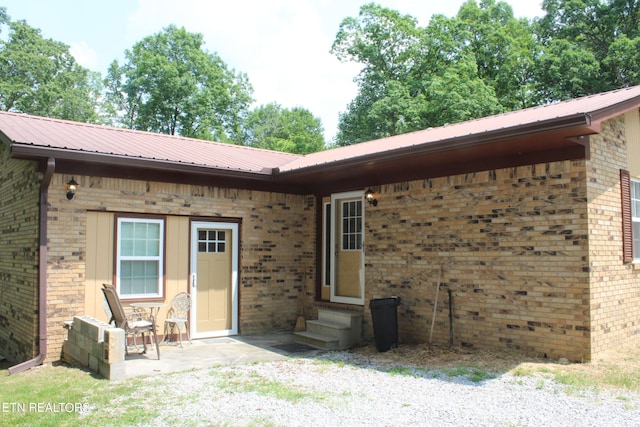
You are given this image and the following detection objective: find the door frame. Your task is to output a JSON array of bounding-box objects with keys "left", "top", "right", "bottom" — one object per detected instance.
[
  {"left": 190, "top": 221, "right": 239, "bottom": 339},
  {"left": 329, "top": 190, "right": 365, "bottom": 305}
]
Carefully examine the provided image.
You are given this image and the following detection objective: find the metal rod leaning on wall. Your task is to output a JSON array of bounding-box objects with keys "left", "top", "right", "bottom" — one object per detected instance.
[
  {"left": 428, "top": 265, "right": 442, "bottom": 345},
  {"left": 448, "top": 288, "right": 454, "bottom": 349}
]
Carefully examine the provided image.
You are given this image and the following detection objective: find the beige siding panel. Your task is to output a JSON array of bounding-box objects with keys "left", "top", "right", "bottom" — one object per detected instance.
[
  {"left": 84, "top": 211, "right": 114, "bottom": 321},
  {"left": 161, "top": 216, "right": 190, "bottom": 328},
  {"left": 626, "top": 109, "right": 640, "bottom": 177}
]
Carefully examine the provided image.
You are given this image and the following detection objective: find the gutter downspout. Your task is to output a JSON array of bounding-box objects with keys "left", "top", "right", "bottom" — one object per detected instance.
[{"left": 9, "top": 157, "right": 55, "bottom": 374}]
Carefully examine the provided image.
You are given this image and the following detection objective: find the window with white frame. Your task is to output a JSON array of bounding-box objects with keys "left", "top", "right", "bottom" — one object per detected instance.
[
  {"left": 341, "top": 199, "right": 363, "bottom": 250},
  {"left": 116, "top": 217, "right": 164, "bottom": 298},
  {"left": 632, "top": 179, "right": 640, "bottom": 261}
]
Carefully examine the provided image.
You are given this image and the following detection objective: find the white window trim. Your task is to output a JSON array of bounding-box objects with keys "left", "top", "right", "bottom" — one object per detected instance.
[
  {"left": 632, "top": 179, "right": 640, "bottom": 263},
  {"left": 330, "top": 190, "right": 365, "bottom": 305},
  {"left": 116, "top": 217, "right": 164, "bottom": 299},
  {"left": 340, "top": 199, "right": 364, "bottom": 251}
]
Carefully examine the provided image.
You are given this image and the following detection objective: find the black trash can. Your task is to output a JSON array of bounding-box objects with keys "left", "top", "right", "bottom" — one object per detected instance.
[{"left": 369, "top": 296, "right": 401, "bottom": 352}]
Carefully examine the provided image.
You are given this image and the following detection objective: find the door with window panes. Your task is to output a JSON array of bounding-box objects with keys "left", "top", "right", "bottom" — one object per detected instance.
[
  {"left": 190, "top": 222, "right": 238, "bottom": 338},
  {"left": 330, "top": 191, "right": 365, "bottom": 305}
]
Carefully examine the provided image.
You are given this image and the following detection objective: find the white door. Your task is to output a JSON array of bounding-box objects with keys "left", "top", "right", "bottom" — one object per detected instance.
[
  {"left": 190, "top": 221, "right": 238, "bottom": 338},
  {"left": 330, "top": 191, "right": 365, "bottom": 305}
]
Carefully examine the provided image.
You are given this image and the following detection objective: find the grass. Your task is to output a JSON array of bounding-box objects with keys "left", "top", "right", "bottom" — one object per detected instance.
[
  {"left": 2, "top": 344, "right": 640, "bottom": 425},
  {"left": 441, "top": 366, "right": 497, "bottom": 382},
  {"left": 0, "top": 362, "right": 165, "bottom": 426},
  {"left": 216, "top": 371, "right": 322, "bottom": 403},
  {"left": 512, "top": 363, "right": 640, "bottom": 395}
]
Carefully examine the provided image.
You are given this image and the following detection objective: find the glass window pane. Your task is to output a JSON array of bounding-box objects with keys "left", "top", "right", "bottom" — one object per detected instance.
[
  {"left": 218, "top": 231, "right": 225, "bottom": 240},
  {"left": 120, "top": 222, "right": 134, "bottom": 238},
  {"left": 118, "top": 219, "right": 163, "bottom": 297},
  {"left": 198, "top": 242, "right": 206, "bottom": 252},
  {"left": 218, "top": 242, "right": 226, "bottom": 252},
  {"left": 121, "top": 239, "right": 133, "bottom": 256},
  {"left": 147, "top": 239, "right": 159, "bottom": 257},
  {"left": 147, "top": 223, "right": 159, "bottom": 239},
  {"left": 133, "top": 223, "right": 146, "bottom": 239}
]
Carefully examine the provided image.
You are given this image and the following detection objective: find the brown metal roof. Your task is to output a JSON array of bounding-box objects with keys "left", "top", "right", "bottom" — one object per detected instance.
[
  {"left": 0, "top": 112, "right": 300, "bottom": 175},
  {"left": 278, "top": 85, "right": 640, "bottom": 174},
  {"left": 1, "top": 85, "right": 640, "bottom": 194}
]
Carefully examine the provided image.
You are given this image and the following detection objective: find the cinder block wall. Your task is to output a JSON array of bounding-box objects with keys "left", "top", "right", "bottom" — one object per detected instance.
[
  {"left": 0, "top": 144, "right": 41, "bottom": 364},
  {"left": 587, "top": 116, "right": 640, "bottom": 355},
  {"left": 365, "top": 159, "right": 592, "bottom": 361},
  {"left": 45, "top": 175, "right": 316, "bottom": 361}
]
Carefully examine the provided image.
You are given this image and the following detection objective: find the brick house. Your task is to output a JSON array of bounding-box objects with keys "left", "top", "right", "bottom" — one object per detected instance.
[{"left": 2, "top": 86, "right": 640, "bottom": 372}]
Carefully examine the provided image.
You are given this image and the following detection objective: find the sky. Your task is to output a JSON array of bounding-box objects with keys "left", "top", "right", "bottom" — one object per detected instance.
[{"left": 2, "top": 0, "right": 545, "bottom": 142}]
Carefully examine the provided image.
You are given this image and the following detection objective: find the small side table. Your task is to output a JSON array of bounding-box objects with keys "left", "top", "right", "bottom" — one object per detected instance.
[{"left": 130, "top": 302, "right": 166, "bottom": 320}]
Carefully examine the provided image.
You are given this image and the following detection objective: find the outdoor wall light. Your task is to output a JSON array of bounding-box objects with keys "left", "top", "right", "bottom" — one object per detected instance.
[
  {"left": 66, "top": 177, "right": 78, "bottom": 200},
  {"left": 365, "top": 189, "right": 378, "bottom": 207}
]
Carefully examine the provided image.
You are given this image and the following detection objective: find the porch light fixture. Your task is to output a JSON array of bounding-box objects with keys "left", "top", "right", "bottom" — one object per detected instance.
[
  {"left": 365, "top": 189, "right": 377, "bottom": 207},
  {"left": 66, "top": 177, "right": 78, "bottom": 200}
]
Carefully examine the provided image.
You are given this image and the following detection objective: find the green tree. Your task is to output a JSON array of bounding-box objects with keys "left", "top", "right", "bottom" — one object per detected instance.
[
  {"left": 332, "top": 3, "right": 504, "bottom": 146},
  {"left": 535, "top": 0, "right": 640, "bottom": 98},
  {"left": 457, "top": 0, "right": 537, "bottom": 109},
  {"left": 243, "top": 103, "right": 325, "bottom": 154},
  {"left": 0, "top": 8, "right": 101, "bottom": 122},
  {"left": 104, "top": 25, "right": 253, "bottom": 142}
]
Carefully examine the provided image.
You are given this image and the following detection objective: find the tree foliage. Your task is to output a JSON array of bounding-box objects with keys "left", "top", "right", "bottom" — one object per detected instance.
[
  {"left": 103, "top": 25, "right": 253, "bottom": 143},
  {"left": 242, "top": 103, "right": 325, "bottom": 154},
  {"left": 535, "top": 0, "right": 640, "bottom": 99},
  {"left": 332, "top": 0, "right": 640, "bottom": 146},
  {"left": 332, "top": 2, "right": 509, "bottom": 146},
  {"left": 0, "top": 8, "right": 101, "bottom": 122}
]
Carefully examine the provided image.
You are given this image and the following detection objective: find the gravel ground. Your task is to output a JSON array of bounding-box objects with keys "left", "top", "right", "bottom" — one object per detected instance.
[{"left": 111, "top": 349, "right": 640, "bottom": 426}]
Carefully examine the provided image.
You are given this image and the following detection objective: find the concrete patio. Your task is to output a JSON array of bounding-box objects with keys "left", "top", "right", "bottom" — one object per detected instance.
[{"left": 124, "top": 333, "right": 323, "bottom": 378}]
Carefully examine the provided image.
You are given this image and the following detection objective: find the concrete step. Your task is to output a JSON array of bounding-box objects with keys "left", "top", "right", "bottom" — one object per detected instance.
[
  {"left": 306, "top": 319, "right": 351, "bottom": 349},
  {"left": 293, "top": 331, "right": 340, "bottom": 350},
  {"left": 318, "top": 308, "right": 362, "bottom": 326},
  {"left": 306, "top": 319, "right": 350, "bottom": 335},
  {"left": 317, "top": 308, "right": 363, "bottom": 348}
]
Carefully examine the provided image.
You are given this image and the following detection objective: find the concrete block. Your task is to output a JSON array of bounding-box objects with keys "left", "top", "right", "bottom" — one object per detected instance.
[
  {"left": 88, "top": 354, "right": 99, "bottom": 372},
  {"left": 104, "top": 328, "right": 125, "bottom": 363},
  {"left": 91, "top": 341, "right": 104, "bottom": 359},
  {"left": 62, "top": 341, "right": 88, "bottom": 367},
  {"left": 100, "top": 360, "right": 126, "bottom": 381},
  {"left": 77, "top": 316, "right": 107, "bottom": 343}
]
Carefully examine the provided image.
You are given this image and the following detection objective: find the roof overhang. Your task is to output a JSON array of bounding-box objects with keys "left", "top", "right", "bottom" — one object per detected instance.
[
  {"left": 273, "top": 114, "right": 596, "bottom": 194},
  {"left": 10, "top": 144, "right": 308, "bottom": 194},
  {"left": 0, "top": 112, "right": 610, "bottom": 196}
]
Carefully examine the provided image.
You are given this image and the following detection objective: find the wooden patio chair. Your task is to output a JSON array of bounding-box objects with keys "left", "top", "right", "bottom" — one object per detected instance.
[
  {"left": 163, "top": 292, "right": 192, "bottom": 347},
  {"left": 102, "top": 283, "right": 160, "bottom": 359}
]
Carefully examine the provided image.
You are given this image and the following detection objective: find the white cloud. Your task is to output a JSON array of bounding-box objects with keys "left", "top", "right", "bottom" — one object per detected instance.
[{"left": 69, "top": 41, "right": 99, "bottom": 71}]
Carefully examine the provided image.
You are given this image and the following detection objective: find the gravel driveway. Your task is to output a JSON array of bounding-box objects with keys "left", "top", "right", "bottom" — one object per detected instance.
[{"left": 106, "top": 350, "right": 640, "bottom": 426}]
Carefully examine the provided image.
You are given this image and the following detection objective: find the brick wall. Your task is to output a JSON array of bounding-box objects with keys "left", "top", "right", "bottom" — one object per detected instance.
[
  {"left": 45, "top": 175, "right": 316, "bottom": 361},
  {"left": 0, "top": 144, "right": 41, "bottom": 364},
  {"left": 365, "top": 160, "right": 592, "bottom": 361},
  {"left": 587, "top": 116, "right": 640, "bottom": 354}
]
